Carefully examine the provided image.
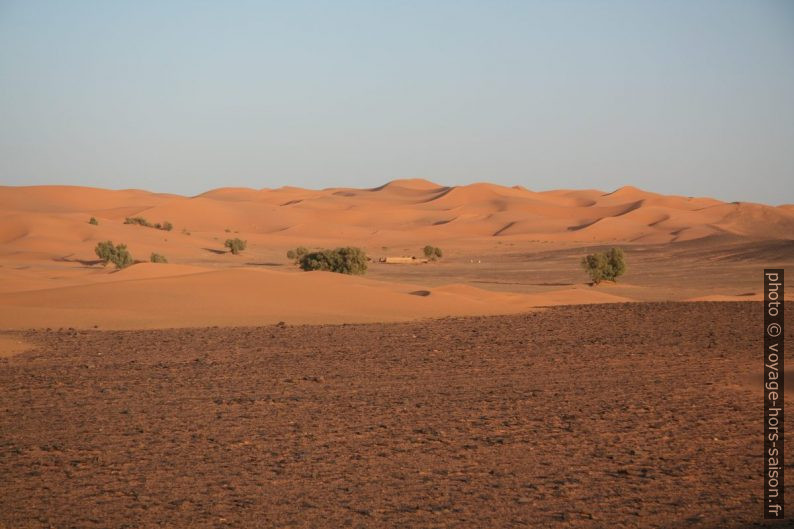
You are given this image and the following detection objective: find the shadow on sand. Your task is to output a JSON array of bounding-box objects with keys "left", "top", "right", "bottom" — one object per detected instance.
[{"left": 53, "top": 255, "right": 104, "bottom": 267}]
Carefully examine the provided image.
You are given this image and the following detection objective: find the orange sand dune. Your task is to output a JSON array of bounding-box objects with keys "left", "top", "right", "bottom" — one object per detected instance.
[
  {"left": 3, "top": 181, "right": 791, "bottom": 250},
  {"left": 0, "top": 264, "right": 628, "bottom": 329},
  {"left": 0, "top": 180, "right": 791, "bottom": 329},
  {"left": 0, "top": 185, "right": 177, "bottom": 215},
  {"left": 370, "top": 178, "right": 445, "bottom": 191}
]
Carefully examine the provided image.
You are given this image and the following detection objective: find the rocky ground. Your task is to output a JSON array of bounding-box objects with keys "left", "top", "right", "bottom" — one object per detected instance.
[{"left": 1, "top": 302, "right": 791, "bottom": 528}]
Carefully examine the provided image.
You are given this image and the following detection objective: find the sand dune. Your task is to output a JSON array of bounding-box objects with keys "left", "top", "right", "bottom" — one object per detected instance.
[
  {"left": 2, "top": 181, "right": 791, "bottom": 251},
  {"left": 0, "top": 264, "right": 628, "bottom": 329},
  {"left": 0, "top": 180, "right": 791, "bottom": 328},
  {"left": 0, "top": 185, "right": 176, "bottom": 215}
]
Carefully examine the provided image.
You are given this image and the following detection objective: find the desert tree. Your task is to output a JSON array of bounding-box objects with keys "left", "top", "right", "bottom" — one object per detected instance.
[{"left": 581, "top": 247, "right": 626, "bottom": 284}]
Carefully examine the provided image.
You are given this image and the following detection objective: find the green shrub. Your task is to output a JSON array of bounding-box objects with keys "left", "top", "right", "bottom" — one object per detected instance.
[
  {"left": 125, "top": 216, "right": 172, "bottom": 231},
  {"left": 95, "top": 240, "right": 115, "bottom": 265},
  {"left": 225, "top": 238, "right": 247, "bottom": 255},
  {"left": 124, "top": 216, "right": 151, "bottom": 227},
  {"left": 89, "top": 217, "right": 98, "bottom": 225},
  {"left": 299, "top": 247, "right": 367, "bottom": 275},
  {"left": 113, "top": 245, "right": 134, "bottom": 269},
  {"left": 581, "top": 247, "right": 626, "bottom": 284},
  {"left": 286, "top": 246, "right": 309, "bottom": 263},
  {"left": 94, "top": 240, "right": 133, "bottom": 269},
  {"left": 150, "top": 253, "right": 168, "bottom": 263},
  {"left": 423, "top": 245, "right": 443, "bottom": 261}
]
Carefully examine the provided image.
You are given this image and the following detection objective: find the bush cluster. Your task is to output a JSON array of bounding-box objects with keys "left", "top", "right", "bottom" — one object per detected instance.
[
  {"left": 225, "top": 238, "right": 247, "bottom": 255},
  {"left": 124, "top": 217, "right": 173, "bottom": 231},
  {"left": 94, "top": 240, "right": 134, "bottom": 269},
  {"left": 581, "top": 247, "right": 626, "bottom": 284},
  {"left": 286, "top": 246, "right": 309, "bottom": 263},
  {"left": 423, "top": 245, "right": 443, "bottom": 261},
  {"left": 124, "top": 216, "right": 150, "bottom": 227},
  {"left": 150, "top": 253, "right": 168, "bottom": 263},
  {"left": 298, "top": 247, "right": 367, "bottom": 275},
  {"left": 88, "top": 217, "right": 98, "bottom": 225}
]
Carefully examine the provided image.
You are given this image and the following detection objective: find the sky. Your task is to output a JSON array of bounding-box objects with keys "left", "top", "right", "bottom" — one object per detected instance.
[{"left": 0, "top": 1, "right": 792, "bottom": 204}]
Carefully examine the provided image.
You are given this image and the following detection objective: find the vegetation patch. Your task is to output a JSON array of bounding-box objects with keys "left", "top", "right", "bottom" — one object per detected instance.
[
  {"left": 124, "top": 216, "right": 151, "bottom": 227},
  {"left": 423, "top": 245, "right": 444, "bottom": 261},
  {"left": 581, "top": 247, "right": 626, "bottom": 284},
  {"left": 286, "top": 246, "right": 309, "bottom": 263},
  {"left": 225, "top": 238, "right": 247, "bottom": 255},
  {"left": 94, "top": 241, "right": 134, "bottom": 269},
  {"left": 150, "top": 253, "right": 168, "bottom": 263},
  {"left": 124, "top": 217, "right": 173, "bottom": 231},
  {"left": 298, "top": 247, "right": 368, "bottom": 275}
]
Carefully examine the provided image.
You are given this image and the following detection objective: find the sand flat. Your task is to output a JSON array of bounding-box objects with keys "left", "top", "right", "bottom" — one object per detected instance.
[
  {"left": 0, "top": 265, "right": 633, "bottom": 329},
  {"left": 0, "top": 334, "right": 32, "bottom": 358}
]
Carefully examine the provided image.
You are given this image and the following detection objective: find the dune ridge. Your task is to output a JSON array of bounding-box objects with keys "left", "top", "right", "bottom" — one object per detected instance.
[{"left": 2, "top": 181, "right": 792, "bottom": 249}]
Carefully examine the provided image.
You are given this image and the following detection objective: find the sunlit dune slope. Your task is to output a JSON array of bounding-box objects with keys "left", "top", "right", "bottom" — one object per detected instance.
[
  {"left": 0, "top": 180, "right": 794, "bottom": 260},
  {"left": 0, "top": 264, "right": 628, "bottom": 329},
  {"left": 2, "top": 181, "right": 791, "bottom": 255}
]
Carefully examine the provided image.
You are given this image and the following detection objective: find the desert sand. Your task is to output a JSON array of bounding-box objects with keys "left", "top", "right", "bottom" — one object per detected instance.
[
  {"left": 2, "top": 180, "right": 793, "bottom": 529},
  {"left": 1, "top": 180, "right": 792, "bottom": 329}
]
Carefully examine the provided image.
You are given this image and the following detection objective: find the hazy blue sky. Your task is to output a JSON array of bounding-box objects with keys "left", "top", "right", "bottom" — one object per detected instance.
[{"left": 1, "top": 1, "right": 792, "bottom": 203}]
